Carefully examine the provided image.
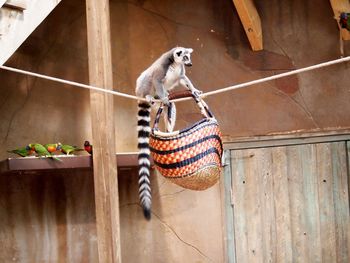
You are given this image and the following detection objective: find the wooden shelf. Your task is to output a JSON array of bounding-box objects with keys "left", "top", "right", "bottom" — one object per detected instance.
[{"left": 0, "top": 153, "right": 143, "bottom": 174}]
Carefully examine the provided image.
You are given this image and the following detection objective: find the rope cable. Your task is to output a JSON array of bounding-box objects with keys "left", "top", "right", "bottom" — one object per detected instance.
[
  {"left": 0, "top": 65, "right": 146, "bottom": 101},
  {"left": 0, "top": 56, "right": 349, "bottom": 103}
]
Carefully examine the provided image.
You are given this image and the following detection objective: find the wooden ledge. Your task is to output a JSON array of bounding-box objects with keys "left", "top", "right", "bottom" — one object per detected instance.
[{"left": 0, "top": 152, "right": 146, "bottom": 174}]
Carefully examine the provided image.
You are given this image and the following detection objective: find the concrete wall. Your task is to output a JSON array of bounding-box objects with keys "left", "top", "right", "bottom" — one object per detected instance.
[{"left": 0, "top": 0, "right": 349, "bottom": 262}]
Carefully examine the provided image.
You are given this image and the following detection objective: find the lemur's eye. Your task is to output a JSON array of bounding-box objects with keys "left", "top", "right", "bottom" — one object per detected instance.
[{"left": 183, "top": 55, "right": 189, "bottom": 61}]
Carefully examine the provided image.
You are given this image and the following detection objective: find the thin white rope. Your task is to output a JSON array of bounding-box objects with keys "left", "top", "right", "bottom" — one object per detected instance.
[
  {"left": 171, "top": 55, "right": 350, "bottom": 102},
  {"left": 0, "top": 65, "right": 147, "bottom": 102},
  {"left": 1, "top": 56, "right": 349, "bottom": 103}
]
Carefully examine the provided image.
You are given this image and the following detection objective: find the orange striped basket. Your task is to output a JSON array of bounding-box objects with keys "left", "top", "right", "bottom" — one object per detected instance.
[{"left": 149, "top": 93, "right": 223, "bottom": 190}]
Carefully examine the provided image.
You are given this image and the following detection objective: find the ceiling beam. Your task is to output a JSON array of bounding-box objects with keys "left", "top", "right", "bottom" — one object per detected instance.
[
  {"left": 0, "top": 0, "right": 6, "bottom": 8},
  {"left": 232, "top": 0, "right": 263, "bottom": 51},
  {"left": 0, "top": 0, "right": 62, "bottom": 65},
  {"left": 4, "top": 0, "right": 27, "bottom": 10}
]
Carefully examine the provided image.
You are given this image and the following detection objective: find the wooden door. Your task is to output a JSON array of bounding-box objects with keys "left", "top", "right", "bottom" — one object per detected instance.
[{"left": 224, "top": 141, "right": 350, "bottom": 263}]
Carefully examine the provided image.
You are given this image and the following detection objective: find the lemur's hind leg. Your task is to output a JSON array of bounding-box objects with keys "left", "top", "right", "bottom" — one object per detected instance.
[
  {"left": 164, "top": 102, "right": 177, "bottom": 132},
  {"left": 153, "top": 79, "right": 170, "bottom": 105}
]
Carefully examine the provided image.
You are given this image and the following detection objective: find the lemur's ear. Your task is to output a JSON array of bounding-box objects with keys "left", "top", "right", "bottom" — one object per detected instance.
[
  {"left": 176, "top": 50, "right": 183, "bottom": 57},
  {"left": 187, "top": 48, "right": 193, "bottom": 53}
]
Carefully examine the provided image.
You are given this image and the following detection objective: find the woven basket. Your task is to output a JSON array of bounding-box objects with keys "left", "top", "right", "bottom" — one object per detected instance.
[{"left": 149, "top": 93, "right": 223, "bottom": 190}]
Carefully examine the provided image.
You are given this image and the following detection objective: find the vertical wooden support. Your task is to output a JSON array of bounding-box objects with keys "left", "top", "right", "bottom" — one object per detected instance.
[
  {"left": 222, "top": 150, "right": 237, "bottom": 263},
  {"left": 85, "top": 1, "right": 121, "bottom": 263},
  {"left": 232, "top": 0, "right": 263, "bottom": 51}
]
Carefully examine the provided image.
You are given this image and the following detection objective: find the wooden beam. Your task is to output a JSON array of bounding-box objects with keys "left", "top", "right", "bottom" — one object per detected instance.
[
  {"left": 0, "top": 0, "right": 62, "bottom": 65},
  {"left": 0, "top": 0, "right": 6, "bottom": 8},
  {"left": 329, "top": 0, "right": 350, "bottom": 40},
  {"left": 85, "top": 1, "right": 121, "bottom": 263},
  {"left": 4, "top": 0, "right": 27, "bottom": 10},
  {"left": 232, "top": 0, "right": 263, "bottom": 51}
]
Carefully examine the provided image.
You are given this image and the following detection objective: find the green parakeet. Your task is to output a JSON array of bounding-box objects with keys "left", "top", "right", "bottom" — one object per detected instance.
[
  {"left": 57, "top": 143, "right": 83, "bottom": 155},
  {"left": 28, "top": 143, "right": 61, "bottom": 161},
  {"left": 7, "top": 146, "right": 34, "bottom": 157}
]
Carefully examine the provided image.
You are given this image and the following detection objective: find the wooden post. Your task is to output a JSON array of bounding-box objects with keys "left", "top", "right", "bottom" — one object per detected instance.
[{"left": 85, "top": 1, "right": 121, "bottom": 263}]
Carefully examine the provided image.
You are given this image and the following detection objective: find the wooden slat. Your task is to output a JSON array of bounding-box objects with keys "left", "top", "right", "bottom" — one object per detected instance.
[
  {"left": 330, "top": 142, "right": 350, "bottom": 262},
  {"left": 231, "top": 149, "right": 249, "bottom": 262},
  {"left": 329, "top": 0, "right": 350, "bottom": 40},
  {"left": 271, "top": 147, "right": 292, "bottom": 262},
  {"left": 85, "top": 0, "right": 121, "bottom": 262},
  {"left": 222, "top": 150, "right": 236, "bottom": 263},
  {"left": 4, "top": 0, "right": 27, "bottom": 10},
  {"left": 231, "top": 148, "right": 264, "bottom": 263},
  {"left": 232, "top": 0, "right": 263, "bottom": 51},
  {"left": 285, "top": 146, "right": 308, "bottom": 262},
  {"left": 299, "top": 145, "right": 322, "bottom": 262},
  {"left": 257, "top": 148, "right": 275, "bottom": 262},
  {"left": 316, "top": 143, "right": 337, "bottom": 262}
]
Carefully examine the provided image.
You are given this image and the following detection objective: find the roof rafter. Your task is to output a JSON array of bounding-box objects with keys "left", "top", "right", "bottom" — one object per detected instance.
[{"left": 232, "top": 0, "right": 263, "bottom": 51}]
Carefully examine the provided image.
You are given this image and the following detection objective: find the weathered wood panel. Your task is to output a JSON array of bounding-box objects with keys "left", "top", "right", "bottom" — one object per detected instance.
[
  {"left": 0, "top": 170, "right": 98, "bottom": 263},
  {"left": 0, "top": 168, "right": 225, "bottom": 262},
  {"left": 229, "top": 142, "right": 350, "bottom": 263}
]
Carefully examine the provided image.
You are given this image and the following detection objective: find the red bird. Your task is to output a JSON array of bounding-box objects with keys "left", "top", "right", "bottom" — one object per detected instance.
[{"left": 84, "top": 141, "right": 93, "bottom": 154}]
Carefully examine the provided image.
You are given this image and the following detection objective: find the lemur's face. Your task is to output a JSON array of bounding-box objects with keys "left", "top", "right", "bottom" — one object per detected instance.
[{"left": 173, "top": 47, "right": 193, "bottom": 67}]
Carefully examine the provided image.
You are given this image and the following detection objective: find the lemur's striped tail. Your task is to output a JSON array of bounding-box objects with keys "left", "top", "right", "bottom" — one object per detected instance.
[{"left": 137, "top": 102, "right": 152, "bottom": 220}]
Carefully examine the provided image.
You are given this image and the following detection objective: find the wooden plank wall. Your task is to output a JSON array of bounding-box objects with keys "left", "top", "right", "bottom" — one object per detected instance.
[
  {"left": 229, "top": 142, "right": 350, "bottom": 263},
  {"left": 0, "top": 168, "right": 225, "bottom": 262},
  {"left": 0, "top": 170, "right": 98, "bottom": 263}
]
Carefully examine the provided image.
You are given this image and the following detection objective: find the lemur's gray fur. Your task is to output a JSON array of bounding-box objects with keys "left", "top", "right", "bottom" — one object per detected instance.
[{"left": 135, "top": 47, "right": 200, "bottom": 219}]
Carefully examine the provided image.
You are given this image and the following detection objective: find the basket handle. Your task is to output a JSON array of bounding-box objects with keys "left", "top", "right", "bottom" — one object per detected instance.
[{"left": 153, "top": 91, "right": 215, "bottom": 131}]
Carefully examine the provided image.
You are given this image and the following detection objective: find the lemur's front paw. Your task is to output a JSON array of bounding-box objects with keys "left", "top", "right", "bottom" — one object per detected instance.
[
  {"left": 145, "top": 95, "right": 155, "bottom": 105},
  {"left": 161, "top": 97, "right": 170, "bottom": 106},
  {"left": 193, "top": 89, "right": 203, "bottom": 97}
]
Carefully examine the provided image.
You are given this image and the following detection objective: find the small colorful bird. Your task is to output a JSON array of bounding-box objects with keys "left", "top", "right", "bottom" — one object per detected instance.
[
  {"left": 58, "top": 143, "right": 83, "bottom": 155},
  {"left": 28, "top": 143, "right": 61, "bottom": 161},
  {"left": 84, "top": 141, "right": 93, "bottom": 154},
  {"left": 44, "top": 143, "right": 60, "bottom": 153},
  {"left": 339, "top": 12, "right": 350, "bottom": 31},
  {"left": 7, "top": 146, "right": 34, "bottom": 157}
]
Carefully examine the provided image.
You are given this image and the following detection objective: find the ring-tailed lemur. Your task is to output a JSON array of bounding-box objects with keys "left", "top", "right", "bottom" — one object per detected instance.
[{"left": 135, "top": 47, "right": 201, "bottom": 220}]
